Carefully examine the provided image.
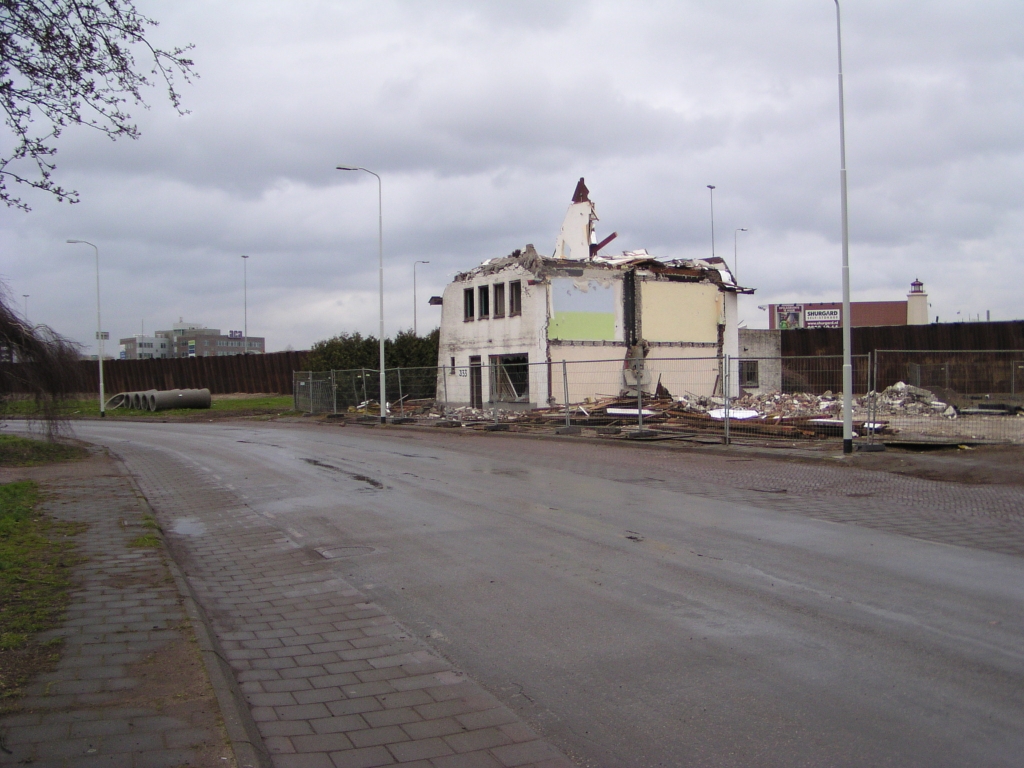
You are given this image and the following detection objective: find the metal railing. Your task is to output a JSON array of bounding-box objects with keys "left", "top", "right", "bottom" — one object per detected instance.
[{"left": 294, "top": 350, "right": 1024, "bottom": 444}]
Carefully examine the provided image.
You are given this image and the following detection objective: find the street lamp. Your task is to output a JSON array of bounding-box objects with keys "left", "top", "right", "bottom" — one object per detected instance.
[
  {"left": 707, "top": 185, "right": 716, "bottom": 259},
  {"left": 66, "top": 240, "right": 105, "bottom": 417},
  {"left": 336, "top": 165, "right": 386, "bottom": 424},
  {"left": 733, "top": 228, "right": 747, "bottom": 282},
  {"left": 833, "top": 0, "right": 853, "bottom": 454},
  {"left": 413, "top": 260, "right": 430, "bottom": 336},
  {"left": 241, "top": 254, "right": 249, "bottom": 355}
]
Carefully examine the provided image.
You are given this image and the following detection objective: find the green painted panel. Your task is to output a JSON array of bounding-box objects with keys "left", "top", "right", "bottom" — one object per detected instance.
[{"left": 548, "top": 311, "right": 616, "bottom": 341}]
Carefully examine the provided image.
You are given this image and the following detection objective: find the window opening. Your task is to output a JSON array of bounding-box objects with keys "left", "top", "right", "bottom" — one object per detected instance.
[
  {"left": 493, "top": 283, "right": 506, "bottom": 318},
  {"left": 478, "top": 285, "right": 490, "bottom": 318},
  {"left": 739, "top": 360, "right": 759, "bottom": 388},
  {"left": 489, "top": 354, "right": 530, "bottom": 402},
  {"left": 463, "top": 288, "right": 474, "bottom": 321},
  {"left": 509, "top": 280, "right": 522, "bottom": 316}
]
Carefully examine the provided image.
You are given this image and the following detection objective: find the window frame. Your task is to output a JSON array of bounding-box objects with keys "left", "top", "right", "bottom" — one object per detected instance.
[
  {"left": 478, "top": 285, "right": 490, "bottom": 319},
  {"left": 463, "top": 287, "right": 475, "bottom": 321},
  {"left": 493, "top": 283, "right": 506, "bottom": 318},
  {"left": 509, "top": 280, "right": 522, "bottom": 316}
]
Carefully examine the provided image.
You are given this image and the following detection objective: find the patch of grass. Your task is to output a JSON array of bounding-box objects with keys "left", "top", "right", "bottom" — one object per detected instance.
[
  {"left": 0, "top": 435, "right": 88, "bottom": 468},
  {"left": 0, "top": 480, "right": 85, "bottom": 698},
  {"left": 129, "top": 534, "right": 161, "bottom": 548},
  {"left": 5, "top": 394, "right": 298, "bottom": 419}
]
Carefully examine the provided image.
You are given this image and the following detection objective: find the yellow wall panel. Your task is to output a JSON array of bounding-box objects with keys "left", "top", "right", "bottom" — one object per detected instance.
[{"left": 640, "top": 282, "right": 721, "bottom": 342}]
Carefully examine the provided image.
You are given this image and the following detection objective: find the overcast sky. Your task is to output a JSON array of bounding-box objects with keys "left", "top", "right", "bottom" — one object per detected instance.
[{"left": 2, "top": 0, "right": 1021, "bottom": 354}]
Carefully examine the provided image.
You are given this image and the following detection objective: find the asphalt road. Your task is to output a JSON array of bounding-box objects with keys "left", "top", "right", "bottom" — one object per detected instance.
[{"left": 71, "top": 420, "right": 1024, "bottom": 767}]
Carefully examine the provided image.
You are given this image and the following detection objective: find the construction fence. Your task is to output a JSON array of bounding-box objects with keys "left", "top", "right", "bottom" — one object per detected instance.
[{"left": 294, "top": 350, "right": 1024, "bottom": 444}]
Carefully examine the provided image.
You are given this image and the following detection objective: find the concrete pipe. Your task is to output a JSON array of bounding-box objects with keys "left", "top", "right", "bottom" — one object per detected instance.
[
  {"left": 151, "top": 388, "right": 212, "bottom": 411},
  {"left": 130, "top": 392, "right": 143, "bottom": 410}
]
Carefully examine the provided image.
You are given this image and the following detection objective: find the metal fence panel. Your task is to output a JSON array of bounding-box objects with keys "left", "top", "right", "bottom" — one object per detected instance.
[{"left": 296, "top": 351, "right": 1023, "bottom": 443}]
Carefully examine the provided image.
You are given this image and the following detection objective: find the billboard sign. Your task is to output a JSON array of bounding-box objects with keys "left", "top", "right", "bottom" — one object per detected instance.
[
  {"left": 775, "top": 304, "right": 803, "bottom": 330},
  {"left": 804, "top": 308, "right": 841, "bottom": 328}
]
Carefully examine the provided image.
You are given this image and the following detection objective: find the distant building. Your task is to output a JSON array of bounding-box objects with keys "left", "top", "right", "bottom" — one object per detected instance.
[
  {"left": 119, "top": 320, "right": 265, "bottom": 359},
  {"left": 119, "top": 335, "right": 171, "bottom": 360},
  {"left": 768, "top": 280, "right": 929, "bottom": 329}
]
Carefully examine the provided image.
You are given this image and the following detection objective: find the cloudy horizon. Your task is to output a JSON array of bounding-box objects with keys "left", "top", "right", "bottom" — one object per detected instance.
[{"left": 2, "top": 0, "right": 1021, "bottom": 355}]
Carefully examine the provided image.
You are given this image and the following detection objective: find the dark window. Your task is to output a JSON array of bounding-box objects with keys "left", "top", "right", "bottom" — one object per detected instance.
[
  {"left": 489, "top": 354, "right": 529, "bottom": 402},
  {"left": 450, "top": 356, "right": 456, "bottom": 374},
  {"left": 509, "top": 280, "right": 522, "bottom": 316},
  {"left": 478, "top": 285, "right": 490, "bottom": 318},
  {"left": 739, "top": 360, "right": 759, "bottom": 388},
  {"left": 493, "top": 283, "right": 506, "bottom": 318},
  {"left": 464, "top": 288, "right": 474, "bottom": 321}
]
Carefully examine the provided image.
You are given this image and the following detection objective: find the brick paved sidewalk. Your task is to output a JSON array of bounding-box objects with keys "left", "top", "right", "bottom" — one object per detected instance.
[
  {"left": 0, "top": 455, "right": 238, "bottom": 768},
  {"left": 121, "top": 444, "right": 575, "bottom": 768}
]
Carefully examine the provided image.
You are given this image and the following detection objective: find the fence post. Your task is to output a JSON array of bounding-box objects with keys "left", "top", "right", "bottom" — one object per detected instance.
[
  {"left": 360, "top": 369, "right": 368, "bottom": 411},
  {"left": 723, "top": 353, "right": 731, "bottom": 445},
  {"left": 442, "top": 366, "right": 449, "bottom": 417},
  {"left": 562, "top": 360, "right": 570, "bottom": 428},
  {"left": 293, "top": 372, "right": 298, "bottom": 411},
  {"left": 308, "top": 371, "right": 314, "bottom": 414},
  {"left": 637, "top": 366, "right": 644, "bottom": 432},
  {"left": 331, "top": 370, "right": 337, "bottom": 415},
  {"left": 397, "top": 367, "right": 404, "bottom": 418}
]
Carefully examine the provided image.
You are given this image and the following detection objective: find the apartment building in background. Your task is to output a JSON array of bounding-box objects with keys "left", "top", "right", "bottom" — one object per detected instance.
[{"left": 119, "top": 320, "right": 265, "bottom": 359}]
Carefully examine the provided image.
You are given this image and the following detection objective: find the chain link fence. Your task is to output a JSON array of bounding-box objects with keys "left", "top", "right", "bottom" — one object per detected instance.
[{"left": 294, "top": 350, "right": 1023, "bottom": 444}]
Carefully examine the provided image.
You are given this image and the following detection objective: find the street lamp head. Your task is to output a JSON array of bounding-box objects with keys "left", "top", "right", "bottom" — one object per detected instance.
[
  {"left": 336, "top": 166, "right": 359, "bottom": 171},
  {"left": 241, "top": 254, "right": 249, "bottom": 259},
  {"left": 67, "top": 239, "right": 81, "bottom": 244},
  {"left": 707, "top": 185, "right": 715, "bottom": 191},
  {"left": 739, "top": 228, "right": 748, "bottom": 232}
]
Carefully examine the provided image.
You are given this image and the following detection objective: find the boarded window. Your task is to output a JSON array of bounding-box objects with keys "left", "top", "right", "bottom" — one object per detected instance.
[
  {"left": 464, "top": 288, "right": 474, "bottom": 321},
  {"left": 493, "top": 283, "right": 506, "bottom": 318},
  {"left": 509, "top": 280, "right": 522, "bottom": 316},
  {"left": 478, "top": 285, "right": 490, "bottom": 318},
  {"left": 489, "top": 353, "right": 529, "bottom": 402},
  {"left": 739, "top": 360, "right": 759, "bottom": 388}
]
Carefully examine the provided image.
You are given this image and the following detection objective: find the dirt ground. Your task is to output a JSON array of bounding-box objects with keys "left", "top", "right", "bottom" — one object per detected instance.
[{"left": 847, "top": 443, "right": 1024, "bottom": 488}]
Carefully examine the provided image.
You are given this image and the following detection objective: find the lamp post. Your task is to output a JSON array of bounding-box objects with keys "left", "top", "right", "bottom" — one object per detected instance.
[
  {"left": 66, "top": 240, "right": 105, "bottom": 417},
  {"left": 833, "top": 0, "right": 853, "bottom": 454},
  {"left": 707, "top": 185, "right": 716, "bottom": 259},
  {"left": 413, "top": 260, "right": 429, "bottom": 336},
  {"left": 241, "top": 254, "right": 249, "bottom": 354},
  {"left": 733, "top": 228, "right": 747, "bottom": 282},
  {"left": 337, "top": 166, "right": 386, "bottom": 423}
]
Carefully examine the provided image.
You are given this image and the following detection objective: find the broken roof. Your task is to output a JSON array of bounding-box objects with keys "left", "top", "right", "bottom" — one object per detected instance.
[
  {"left": 454, "top": 246, "right": 754, "bottom": 294},
  {"left": 452, "top": 178, "right": 754, "bottom": 293}
]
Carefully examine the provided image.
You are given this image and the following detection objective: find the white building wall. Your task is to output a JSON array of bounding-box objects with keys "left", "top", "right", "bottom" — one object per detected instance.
[{"left": 437, "top": 265, "right": 550, "bottom": 407}]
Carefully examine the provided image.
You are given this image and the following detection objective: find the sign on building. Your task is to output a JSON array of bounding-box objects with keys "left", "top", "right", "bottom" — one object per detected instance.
[
  {"left": 775, "top": 304, "right": 803, "bottom": 330},
  {"left": 804, "top": 308, "right": 841, "bottom": 328}
]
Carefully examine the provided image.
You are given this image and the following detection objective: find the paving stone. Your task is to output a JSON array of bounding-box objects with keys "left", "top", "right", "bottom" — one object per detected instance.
[
  {"left": 386, "top": 737, "right": 454, "bottom": 762},
  {"left": 329, "top": 745, "right": 397, "bottom": 768},
  {"left": 444, "top": 726, "right": 513, "bottom": 754}
]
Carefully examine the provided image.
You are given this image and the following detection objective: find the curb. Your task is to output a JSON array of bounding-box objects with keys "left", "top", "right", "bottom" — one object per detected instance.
[{"left": 113, "top": 452, "right": 273, "bottom": 768}]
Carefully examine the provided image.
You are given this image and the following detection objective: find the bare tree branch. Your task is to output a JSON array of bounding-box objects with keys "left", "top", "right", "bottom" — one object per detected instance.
[{"left": 0, "top": 0, "right": 195, "bottom": 210}]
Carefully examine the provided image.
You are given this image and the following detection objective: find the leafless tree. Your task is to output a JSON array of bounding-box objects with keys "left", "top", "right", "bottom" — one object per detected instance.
[
  {"left": 0, "top": 0, "right": 195, "bottom": 210},
  {"left": 1, "top": 284, "right": 83, "bottom": 439}
]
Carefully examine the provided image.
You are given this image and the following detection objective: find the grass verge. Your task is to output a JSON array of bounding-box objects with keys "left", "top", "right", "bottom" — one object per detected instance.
[
  {"left": 0, "top": 435, "right": 89, "bottom": 467},
  {"left": 0, "top": 480, "right": 85, "bottom": 700},
  {"left": 4, "top": 394, "right": 297, "bottom": 420}
]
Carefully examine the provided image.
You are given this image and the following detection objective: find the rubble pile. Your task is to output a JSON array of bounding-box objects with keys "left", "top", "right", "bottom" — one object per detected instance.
[{"left": 867, "top": 381, "right": 957, "bottom": 418}]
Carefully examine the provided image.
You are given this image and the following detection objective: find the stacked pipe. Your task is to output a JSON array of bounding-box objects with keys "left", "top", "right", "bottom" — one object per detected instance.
[{"left": 105, "top": 388, "right": 212, "bottom": 412}]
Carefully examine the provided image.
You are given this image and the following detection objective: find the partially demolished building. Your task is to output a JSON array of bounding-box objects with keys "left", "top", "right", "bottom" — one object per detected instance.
[{"left": 436, "top": 179, "right": 754, "bottom": 408}]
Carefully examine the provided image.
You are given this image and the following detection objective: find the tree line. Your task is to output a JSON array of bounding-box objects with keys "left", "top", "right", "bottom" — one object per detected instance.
[{"left": 306, "top": 329, "right": 439, "bottom": 372}]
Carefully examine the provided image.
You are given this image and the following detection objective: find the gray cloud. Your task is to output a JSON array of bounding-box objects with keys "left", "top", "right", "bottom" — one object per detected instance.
[{"left": 2, "top": 0, "right": 1021, "bottom": 357}]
